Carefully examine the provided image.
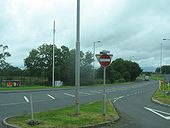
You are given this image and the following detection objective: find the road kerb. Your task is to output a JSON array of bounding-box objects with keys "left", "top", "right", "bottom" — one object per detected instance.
[
  {"left": 3, "top": 116, "right": 20, "bottom": 128},
  {"left": 152, "top": 97, "right": 170, "bottom": 107}
]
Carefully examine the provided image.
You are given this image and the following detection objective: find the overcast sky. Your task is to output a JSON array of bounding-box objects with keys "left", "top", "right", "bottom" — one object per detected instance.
[{"left": 1, "top": 0, "right": 170, "bottom": 71}]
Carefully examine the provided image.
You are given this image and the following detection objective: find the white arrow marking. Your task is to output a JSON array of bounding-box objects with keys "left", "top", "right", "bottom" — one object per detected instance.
[
  {"left": 24, "top": 96, "right": 29, "bottom": 103},
  {"left": 144, "top": 106, "right": 170, "bottom": 120},
  {"left": 47, "top": 94, "right": 55, "bottom": 100}
]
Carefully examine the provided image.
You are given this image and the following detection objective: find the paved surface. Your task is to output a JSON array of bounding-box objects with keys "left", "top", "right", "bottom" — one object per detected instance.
[
  {"left": 113, "top": 81, "right": 170, "bottom": 128},
  {"left": 0, "top": 81, "right": 169, "bottom": 128}
]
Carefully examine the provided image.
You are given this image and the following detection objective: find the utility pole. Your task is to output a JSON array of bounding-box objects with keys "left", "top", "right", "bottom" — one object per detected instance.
[
  {"left": 160, "top": 41, "right": 162, "bottom": 74},
  {"left": 93, "top": 41, "right": 100, "bottom": 80},
  {"left": 52, "top": 20, "right": 55, "bottom": 87},
  {"left": 75, "top": 0, "right": 80, "bottom": 115}
]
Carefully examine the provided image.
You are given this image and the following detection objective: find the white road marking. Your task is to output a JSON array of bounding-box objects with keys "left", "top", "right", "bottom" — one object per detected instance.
[
  {"left": 90, "top": 91, "right": 102, "bottom": 94},
  {"left": 24, "top": 96, "right": 29, "bottom": 103},
  {"left": 80, "top": 92, "right": 90, "bottom": 95},
  {"left": 47, "top": 94, "right": 55, "bottom": 100},
  {"left": 113, "top": 96, "right": 124, "bottom": 103},
  {"left": 1, "top": 102, "right": 27, "bottom": 106},
  {"left": 144, "top": 107, "right": 170, "bottom": 120},
  {"left": 64, "top": 93, "right": 75, "bottom": 97}
]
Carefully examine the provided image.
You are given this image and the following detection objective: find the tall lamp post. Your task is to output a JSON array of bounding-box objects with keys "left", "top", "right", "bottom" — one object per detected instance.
[
  {"left": 161, "top": 38, "right": 170, "bottom": 74},
  {"left": 93, "top": 40, "right": 101, "bottom": 80},
  {"left": 75, "top": 0, "right": 80, "bottom": 115},
  {"left": 52, "top": 20, "right": 55, "bottom": 87},
  {"left": 129, "top": 56, "right": 134, "bottom": 81}
]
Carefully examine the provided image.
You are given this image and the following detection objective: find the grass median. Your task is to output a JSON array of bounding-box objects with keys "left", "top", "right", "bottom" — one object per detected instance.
[
  {"left": 7, "top": 100, "right": 119, "bottom": 128},
  {"left": 153, "top": 89, "right": 170, "bottom": 105}
]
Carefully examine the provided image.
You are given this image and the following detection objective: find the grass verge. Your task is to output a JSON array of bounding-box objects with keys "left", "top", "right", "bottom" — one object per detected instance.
[
  {"left": 153, "top": 89, "right": 170, "bottom": 105},
  {"left": 7, "top": 101, "right": 119, "bottom": 128},
  {"left": 0, "top": 85, "right": 65, "bottom": 91}
]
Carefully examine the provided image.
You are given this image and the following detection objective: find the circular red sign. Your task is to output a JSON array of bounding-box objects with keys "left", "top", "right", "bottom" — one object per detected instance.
[{"left": 99, "top": 54, "right": 111, "bottom": 67}]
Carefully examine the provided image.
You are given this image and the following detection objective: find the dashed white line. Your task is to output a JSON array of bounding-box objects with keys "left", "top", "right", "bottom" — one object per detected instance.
[
  {"left": 80, "top": 92, "right": 91, "bottom": 95},
  {"left": 24, "top": 96, "right": 29, "bottom": 102},
  {"left": 64, "top": 93, "right": 75, "bottom": 97},
  {"left": 89, "top": 91, "right": 102, "bottom": 94},
  {"left": 47, "top": 94, "right": 55, "bottom": 100}
]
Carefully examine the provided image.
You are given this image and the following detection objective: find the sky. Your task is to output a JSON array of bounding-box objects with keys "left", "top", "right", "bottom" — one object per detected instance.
[{"left": 0, "top": 0, "right": 170, "bottom": 71}]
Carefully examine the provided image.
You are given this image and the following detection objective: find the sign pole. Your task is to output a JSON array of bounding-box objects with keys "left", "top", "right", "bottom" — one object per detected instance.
[
  {"left": 103, "top": 67, "right": 106, "bottom": 116},
  {"left": 96, "top": 51, "right": 113, "bottom": 116}
]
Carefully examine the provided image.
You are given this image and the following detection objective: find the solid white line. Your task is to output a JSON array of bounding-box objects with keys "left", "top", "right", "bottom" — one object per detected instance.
[
  {"left": 47, "top": 94, "right": 55, "bottom": 100},
  {"left": 64, "top": 93, "right": 75, "bottom": 97},
  {"left": 24, "top": 96, "right": 29, "bottom": 103},
  {"left": 80, "top": 92, "right": 90, "bottom": 95},
  {"left": 144, "top": 107, "right": 170, "bottom": 120},
  {"left": 1, "top": 102, "right": 27, "bottom": 106}
]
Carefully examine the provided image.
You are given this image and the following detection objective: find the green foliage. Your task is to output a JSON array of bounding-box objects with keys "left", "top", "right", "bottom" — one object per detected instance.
[
  {"left": 155, "top": 65, "right": 170, "bottom": 74},
  {"left": 96, "top": 58, "right": 142, "bottom": 83},
  {"left": 24, "top": 44, "right": 94, "bottom": 86},
  {"left": 161, "top": 65, "right": 170, "bottom": 74},
  {"left": 0, "top": 64, "right": 22, "bottom": 76},
  {"left": 0, "top": 44, "right": 11, "bottom": 69}
]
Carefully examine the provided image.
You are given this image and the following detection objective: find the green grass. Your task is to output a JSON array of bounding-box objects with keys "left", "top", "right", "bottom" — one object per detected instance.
[
  {"left": 7, "top": 101, "right": 119, "bottom": 128},
  {"left": 153, "top": 89, "right": 170, "bottom": 105},
  {"left": 0, "top": 85, "right": 63, "bottom": 91},
  {"left": 150, "top": 74, "right": 164, "bottom": 80}
]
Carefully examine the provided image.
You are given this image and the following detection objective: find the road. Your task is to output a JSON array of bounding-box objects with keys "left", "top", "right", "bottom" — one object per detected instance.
[{"left": 0, "top": 80, "right": 169, "bottom": 128}]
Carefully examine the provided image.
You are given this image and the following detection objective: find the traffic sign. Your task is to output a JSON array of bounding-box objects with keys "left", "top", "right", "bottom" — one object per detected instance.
[{"left": 99, "top": 54, "right": 112, "bottom": 67}]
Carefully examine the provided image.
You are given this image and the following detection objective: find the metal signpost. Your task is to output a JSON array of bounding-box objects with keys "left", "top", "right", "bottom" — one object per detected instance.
[{"left": 96, "top": 50, "right": 113, "bottom": 115}]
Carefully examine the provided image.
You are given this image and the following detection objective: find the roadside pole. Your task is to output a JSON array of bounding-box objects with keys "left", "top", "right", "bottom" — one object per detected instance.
[
  {"left": 103, "top": 67, "right": 106, "bottom": 115},
  {"left": 30, "top": 94, "right": 34, "bottom": 120},
  {"left": 75, "top": 0, "right": 80, "bottom": 115}
]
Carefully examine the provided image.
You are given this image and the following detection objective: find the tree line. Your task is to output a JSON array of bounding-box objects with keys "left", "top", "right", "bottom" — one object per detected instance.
[{"left": 0, "top": 44, "right": 143, "bottom": 86}]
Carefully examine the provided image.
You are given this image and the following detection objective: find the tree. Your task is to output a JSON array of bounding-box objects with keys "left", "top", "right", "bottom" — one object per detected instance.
[
  {"left": 96, "top": 58, "right": 143, "bottom": 83},
  {"left": 0, "top": 64, "right": 22, "bottom": 76},
  {"left": 0, "top": 44, "right": 11, "bottom": 69},
  {"left": 155, "top": 65, "right": 170, "bottom": 74},
  {"left": 24, "top": 44, "right": 94, "bottom": 86},
  {"left": 161, "top": 65, "right": 170, "bottom": 74}
]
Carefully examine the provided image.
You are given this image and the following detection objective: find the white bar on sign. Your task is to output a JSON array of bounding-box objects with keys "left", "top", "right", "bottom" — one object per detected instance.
[{"left": 100, "top": 59, "right": 110, "bottom": 62}]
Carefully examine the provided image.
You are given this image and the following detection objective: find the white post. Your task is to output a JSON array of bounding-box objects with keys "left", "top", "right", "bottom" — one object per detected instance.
[
  {"left": 75, "top": 0, "right": 80, "bottom": 115},
  {"left": 103, "top": 67, "right": 106, "bottom": 116}
]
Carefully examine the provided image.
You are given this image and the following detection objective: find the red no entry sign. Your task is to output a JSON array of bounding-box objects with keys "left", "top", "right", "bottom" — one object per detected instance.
[{"left": 99, "top": 54, "right": 111, "bottom": 67}]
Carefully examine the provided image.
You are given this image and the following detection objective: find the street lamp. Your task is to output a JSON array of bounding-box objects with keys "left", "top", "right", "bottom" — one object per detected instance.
[
  {"left": 161, "top": 38, "right": 170, "bottom": 74},
  {"left": 52, "top": 20, "right": 55, "bottom": 87},
  {"left": 93, "top": 40, "right": 101, "bottom": 80},
  {"left": 129, "top": 56, "right": 134, "bottom": 81},
  {"left": 75, "top": 0, "right": 80, "bottom": 115}
]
